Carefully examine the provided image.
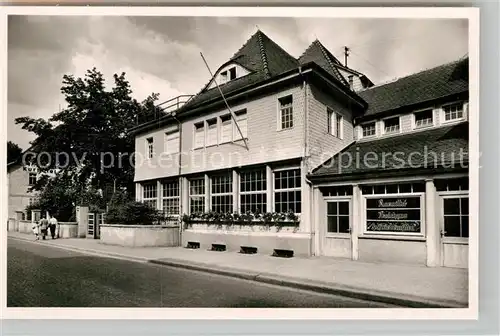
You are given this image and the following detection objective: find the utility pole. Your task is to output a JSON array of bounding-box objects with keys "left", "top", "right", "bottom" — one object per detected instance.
[{"left": 344, "top": 46, "right": 350, "bottom": 67}]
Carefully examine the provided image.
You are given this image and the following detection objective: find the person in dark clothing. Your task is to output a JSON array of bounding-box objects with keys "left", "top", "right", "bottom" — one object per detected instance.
[{"left": 39, "top": 216, "right": 49, "bottom": 240}]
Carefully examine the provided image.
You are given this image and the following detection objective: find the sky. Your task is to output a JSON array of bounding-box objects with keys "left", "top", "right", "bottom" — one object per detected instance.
[{"left": 7, "top": 15, "right": 468, "bottom": 150}]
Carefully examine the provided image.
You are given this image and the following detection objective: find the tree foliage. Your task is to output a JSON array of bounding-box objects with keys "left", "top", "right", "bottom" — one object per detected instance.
[
  {"left": 105, "top": 190, "right": 158, "bottom": 225},
  {"left": 15, "top": 68, "right": 159, "bottom": 195},
  {"left": 26, "top": 172, "right": 106, "bottom": 222},
  {"left": 7, "top": 141, "right": 22, "bottom": 164}
]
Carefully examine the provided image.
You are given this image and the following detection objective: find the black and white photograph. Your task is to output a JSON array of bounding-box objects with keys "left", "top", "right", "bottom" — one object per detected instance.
[{"left": 2, "top": 7, "right": 479, "bottom": 319}]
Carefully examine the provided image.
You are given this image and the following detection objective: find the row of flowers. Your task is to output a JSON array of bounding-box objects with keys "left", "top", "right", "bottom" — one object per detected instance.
[{"left": 181, "top": 210, "right": 300, "bottom": 231}]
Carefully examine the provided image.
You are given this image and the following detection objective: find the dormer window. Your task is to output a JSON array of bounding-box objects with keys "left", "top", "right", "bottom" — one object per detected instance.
[
  {"left": 219, "top": 67, "right": 237, "bottom": 84},
  {"left": 348, "top": 75, "right": 354, "bottom": 90},
  {"left": 228, "top": 67, "right": 237, "bottom": 80},
  {"left": 443, "top": 102, "right": 464, "bottom": 122},
  {"left": 362, "top": 122, "right": 376, "bottom": 138},
  {"left": 414, "top": 109, "right": 434, "bottom": 128},
  {"left": 220, "top": 71, "right": 228, "bottom": 84},
  {"left": 383, "top": 116, "right": 400, "bottom": 134}
]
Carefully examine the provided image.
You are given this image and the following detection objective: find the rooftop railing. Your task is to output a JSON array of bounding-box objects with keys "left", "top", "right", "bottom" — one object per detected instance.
[{"left": 136, "top": 94, "right": 194, "bottom": 125}]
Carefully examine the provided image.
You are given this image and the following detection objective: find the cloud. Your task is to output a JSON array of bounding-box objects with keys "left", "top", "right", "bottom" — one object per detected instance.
[{"left": 7, "top": 15, "right": 468, "bottom": 151}]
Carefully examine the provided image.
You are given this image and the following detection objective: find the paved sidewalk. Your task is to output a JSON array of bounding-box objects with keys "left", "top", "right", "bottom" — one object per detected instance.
[{"left": 7, "top": 231, "right": 468, "bottom": 308}]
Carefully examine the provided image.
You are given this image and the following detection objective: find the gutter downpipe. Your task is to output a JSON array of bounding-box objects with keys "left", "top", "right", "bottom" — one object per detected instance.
[
  {"left": 299, "top": 65, "right": 315, "bottom": 257},
  {"left": 172, "top": 114, "right": 183, "bottom": 246}
]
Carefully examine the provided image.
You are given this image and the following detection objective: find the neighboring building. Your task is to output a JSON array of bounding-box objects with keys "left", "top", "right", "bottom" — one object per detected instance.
[
  {"left": 130, "top": 30, "right": 469, "bottom": 268},
  {"left": 7, "top": 161, "right": 40, "bottom": 220},
  {"left": 309, "top": 57, "right": 469, "bottom": 268},
  {"left": 7, "top": 151, "right": 59, "bottom": 220}
]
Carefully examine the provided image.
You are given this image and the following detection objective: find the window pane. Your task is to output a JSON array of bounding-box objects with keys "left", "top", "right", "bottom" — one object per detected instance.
[
  {"left": 374, "top": 185, "right": 385, "bottom": 194},
  {"left": 461, "top": 197, "right": 469, "bottom": 215},
  {"left": 338, "top": 216, "right": 350, "bottom": 233},
  {"left": 338, "top": 201, "right": 349, "bottom": 215},
  {"left": 399, "top": 183, "right": 412, "bottom": 193},
  {"left": 444, "top": 216, "right": 461, "bottom": 237},
  {"left": 443, "top": 198, "right": 460, "bottom": 215},
  {"left": 327, "top": 216, "right": 338, "bottom": 233},
  {"left": 385, "top": 184, "right": 398, "bottom": 194},
  {"left": 462, "top": 216, "right": 469, "bottom": 238},
  {"left": 412, "top": 183, "right": 425, "bottom": 192},
  {"left": 361, "top": 186, "right": 373, "bottom": 194},
  {"left": 327, "top": 202, "right": 337, "bottom": 215}
]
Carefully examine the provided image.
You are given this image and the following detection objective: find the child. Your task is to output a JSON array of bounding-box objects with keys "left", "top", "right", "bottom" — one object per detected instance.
[{"left": 32, "top": 222, "right": 40, "bottom": 240}]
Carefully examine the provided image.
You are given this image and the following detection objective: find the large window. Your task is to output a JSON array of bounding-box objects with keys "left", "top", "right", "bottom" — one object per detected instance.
[
  {"left": 233, "top": 109, "right": 248, "bottom": 140},
  {"left": 194, "top": 122, "right": 205, "bottom": 149},
  {"left": 143, "top": 183, "right": 157, "bottom": 209},
  {"left": 211, "top": 173, "right": 233, "bottom": 213},
  {"left": 443, "top": 102, "right": 464, "bottom": 122},
  {"left": 165, "top": 130, "right": 180, "bottom": 154},
  {"left": 362, "top": 183, "right": 425, "bottom": 235},
  {"left": 362, "top": 122, "right": 376, "bottom": 137},
  {"left": 206, "top": 118, "right": 218, "bottom": 146},
  {"left": 327, "top": 201, "right": 350, "bottom": 234},
  {"left": 240, "top": 169, "right": 267, "bottom": 213},
  {"left": 443, "top": 196, "right": 469, "bottom": 238},
  {"left": 278, "top": 95, "right": 293, "bottom": 130},
  {"left": 274, "top": 168, "right": 301, "bottom": 213},
  {"left": 162, "top": 180, "right": 179, "bottom": 215},
  {"left": 28, "top": 172, "right": 37, "bottom": 186},
  {"left": 220, "top": 115, "right": 232, "bottom": 143},
  {"left": 414, "top": 109, "right": 433, "bottom": 128},
  {"left": 146, "top": 137, "right": 154, "bottom": 159},
  {"left": 189, "top": 178, "right": 205, "bottom": 214},
  {"left": 383, "top": 116, "right": 400, "bottom": 134}
]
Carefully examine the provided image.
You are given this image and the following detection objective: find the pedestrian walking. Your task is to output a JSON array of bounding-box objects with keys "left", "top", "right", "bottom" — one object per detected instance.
[
  {"left": 49, "top": 215, "right": 58, "bottom": 239},
  {"left": 32, "top": 221, "right": 40, "bottom": 240},
  {"left": 39, "top": 216, "right": 49, "bottom": 240}
]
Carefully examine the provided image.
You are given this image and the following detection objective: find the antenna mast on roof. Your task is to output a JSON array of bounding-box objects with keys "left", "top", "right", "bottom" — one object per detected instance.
[
  {"left": 200, "top": 52, "right": 249, "bottom": 151},
  {"left": 344, "top": 46, "right": 350, "bottom": 67}
]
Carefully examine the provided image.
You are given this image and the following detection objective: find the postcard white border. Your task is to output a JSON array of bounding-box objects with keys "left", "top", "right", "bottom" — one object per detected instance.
[{"left": 0, "top": 5, "right": 479, "bottom": 321}]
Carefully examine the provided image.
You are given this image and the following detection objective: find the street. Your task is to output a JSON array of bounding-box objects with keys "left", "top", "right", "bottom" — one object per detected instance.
[{"left": 7, "top": 238, "right": 396, "bottom": 308}]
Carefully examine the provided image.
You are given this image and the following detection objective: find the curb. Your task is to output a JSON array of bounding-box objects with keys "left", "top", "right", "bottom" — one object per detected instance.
[
  {"left": 148, "top": 259, "right": 466, "bottom": 308},
  {"left": 9, "top": 235, "right": 467, "bottom": 308}
]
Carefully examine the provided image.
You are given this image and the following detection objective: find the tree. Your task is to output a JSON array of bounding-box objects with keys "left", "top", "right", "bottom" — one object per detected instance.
[
  {"left": 7, "top": 141, "right": 22, "bottom": 164},
  {"left": 26, "top": 172, "right": 106, "bottom": 222},
  {"left": 15, "top": 68, "right": 159, "bottom": 196}
]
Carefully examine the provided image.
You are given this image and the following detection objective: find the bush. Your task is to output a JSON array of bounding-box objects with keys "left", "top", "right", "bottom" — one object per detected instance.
[{"left": 106, "top": 191, "right": 157, "bottom": 225}]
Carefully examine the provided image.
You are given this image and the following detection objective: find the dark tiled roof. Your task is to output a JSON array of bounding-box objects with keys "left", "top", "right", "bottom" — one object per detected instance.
[
  {"left": 182, "top": 30, "right": 299, "bottom": 110},
  {"left": 358, "top": 57, "right": 469, "bottom": 117},
  {"left": 310, "top": 123, "right": 468, "bottom": 178},
  {"left": 298, "top": 40, "right": 349, "bottom": 87}
]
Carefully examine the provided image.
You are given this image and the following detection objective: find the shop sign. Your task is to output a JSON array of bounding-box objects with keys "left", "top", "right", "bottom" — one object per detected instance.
[{"left": 366, "top": 196, "right": 421, "bottom": 233}]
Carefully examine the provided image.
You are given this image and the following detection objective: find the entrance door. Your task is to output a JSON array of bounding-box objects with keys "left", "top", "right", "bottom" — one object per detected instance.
[
  {"left": 321, "top": 199, "right": 352, "bottom": 258},
  {"left": 440, "top": 194, "right": 469, "bottom": 268}
]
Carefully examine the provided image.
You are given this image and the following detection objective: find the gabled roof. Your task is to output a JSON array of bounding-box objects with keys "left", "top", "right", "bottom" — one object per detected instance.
[
  {"left": 358, "top": 57, "right": 469, "bottom": 117},
  {"left": 298, "top": 40, "right": 349, "bottom": 87},
  {"left": 309, "top": 122, "right": 468, "bottom": 180},
  {"left": 182, "top": 30, "right": 299, "bottom": 110}
]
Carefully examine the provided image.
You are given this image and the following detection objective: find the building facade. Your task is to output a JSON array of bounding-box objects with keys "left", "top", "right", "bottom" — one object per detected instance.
[
  {"left": 7, "top": 162, "right": 39, "bottom": 220},
  {"left": 131, "top": 30, "right": 469, "bottom": 268},
  {"left": 309, "top": 58, "right": 469, "bottom": 268}
]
